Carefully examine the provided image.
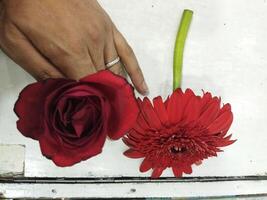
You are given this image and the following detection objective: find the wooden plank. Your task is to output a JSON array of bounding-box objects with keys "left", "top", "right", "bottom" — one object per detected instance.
[
  {"left": 1, "top": 180, "right": 267, "bottom": 198},
  {"left": 0, "top": 144, "right": 25, "bottom": 177}
]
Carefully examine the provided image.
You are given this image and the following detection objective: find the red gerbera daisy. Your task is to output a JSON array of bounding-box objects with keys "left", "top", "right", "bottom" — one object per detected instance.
[{"left": 123, "top": 88, "right": 235, "bottom": 178}]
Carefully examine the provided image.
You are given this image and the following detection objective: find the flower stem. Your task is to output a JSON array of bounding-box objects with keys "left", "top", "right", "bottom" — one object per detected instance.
[{"left": 173, "top": 9, "right": 193, "bottom": 90}]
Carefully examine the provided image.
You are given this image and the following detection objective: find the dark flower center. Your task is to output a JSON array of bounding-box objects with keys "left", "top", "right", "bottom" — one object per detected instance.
[
  {"left": 170, "top": 146, "right": 187, "bottom": 154},
  {"left": 54, "top": 95, "right": 102, "bottom": 138},
  {"left": 143, "top": 125, "right": 213, "bottom": 160}
]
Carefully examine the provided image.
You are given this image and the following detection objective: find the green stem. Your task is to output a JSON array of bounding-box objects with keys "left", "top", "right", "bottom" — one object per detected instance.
[{"left": 173, "top": 9, "right": 193, "bottom": 90}]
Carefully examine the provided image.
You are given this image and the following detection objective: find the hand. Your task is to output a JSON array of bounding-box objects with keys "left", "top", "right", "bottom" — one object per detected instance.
[{"left": 0, "top": 0, "right": 149, "bottom": 95}]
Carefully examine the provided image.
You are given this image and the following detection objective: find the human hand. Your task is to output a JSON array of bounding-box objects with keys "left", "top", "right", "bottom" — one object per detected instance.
[{"left": 0, "top": 0, "right": 148, "bottom": 95}]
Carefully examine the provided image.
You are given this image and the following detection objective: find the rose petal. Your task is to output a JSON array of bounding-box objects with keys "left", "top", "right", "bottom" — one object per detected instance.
[
  {"left": 59, "top": 112, "right": 103, "bottom": 148},
  {"left": 39, "top": 132, "right": 60, "bottom": 159},
  {"left": 14, "top": 79, "right": 71, "bottom": 139},
  {"left": 80, "top": 70, "right": 139, "bottom": 140},
  {"left": 71, "top": 104, "right": 96, "bottom": 137},
  {"left": 41, "top": 126, "right": 107, "bottom": 167}
]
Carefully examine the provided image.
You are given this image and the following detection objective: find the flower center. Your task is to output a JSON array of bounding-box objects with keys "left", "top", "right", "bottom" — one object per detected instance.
[{"left": 170, "top": 146, "right": 187, "bottom": 154}]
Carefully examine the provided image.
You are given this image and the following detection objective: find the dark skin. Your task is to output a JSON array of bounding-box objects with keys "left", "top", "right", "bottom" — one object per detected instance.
[{"left": 0, "top": 0, "right": 149, "bottom": 95}]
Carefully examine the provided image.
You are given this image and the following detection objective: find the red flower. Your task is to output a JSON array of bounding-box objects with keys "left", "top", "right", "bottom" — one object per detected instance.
[
  {"left": 14, "top": 70, "right": 139, "bottom": 167},
  {"left": 123, "top": 88, "right": 235, "bottom": 178}
]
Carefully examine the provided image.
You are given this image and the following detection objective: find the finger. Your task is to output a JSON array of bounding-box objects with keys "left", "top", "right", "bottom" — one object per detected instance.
[
  {"left": 0, "top": 24, "right": 64, "bottom": 80},
  {"left": 104, "top": 40, "right": 124, "bottom": 76},
  {"left": 113, "top": 28, "right": 149, "bottom": 95}
]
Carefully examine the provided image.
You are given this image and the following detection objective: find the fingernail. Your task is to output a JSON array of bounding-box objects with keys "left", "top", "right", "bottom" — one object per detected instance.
[{"left": 141, "top": 81, "right": 149, "bottom": 95}]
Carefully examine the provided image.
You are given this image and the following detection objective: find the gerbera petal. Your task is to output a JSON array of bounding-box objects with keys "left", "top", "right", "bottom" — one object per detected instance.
[
  {"left": 164, "top": 96, "right": 170, "bottom": 107},
  {"left": 214, "top": 134, "right": 236, "bottom": 147},
  {"left": 201, "top": 96, "right": 220, "bottom": 114},
  {"left": 167, "top": 89, "right": 183, "bottom": 125},
  {"left": 128, "top": 129, "right": 144, "bottom": 139},
  {"left": 151, "top": 167, "right": 164, "bottom": 178},
  {"left": 183, "top": 88, "right": 195, "bottom": 103},
  {"left": 141, "top": 97, "right": 162, "bottom": 129},
  {"left": 200, "top": 91, "right": 212, "bottom": 112},
  {"left": 182, "top": 165, "right": 193, "bottom": 174},
  {"left": 198, "top": 101, "right": 220, "bottom": 126},
  {"left": 122, "top": 137, "right": 138, "bottom": 148},
  {"left": 137, "top": 97, "right": 143, "bottom": 107},
  {"left": 137, "top": 112, "right": 151, "bottom": 130},
  {"left": 153, "top": 96, "right": 169, "bottom": 126},
  {"left": 183, "top": 96, "right": 201, "bottom": 123},
  {"left": 172, "top": 167, "right": 183, "bottom": 177},
  {"left": 208, "top": 111, "right": 233, "bottom": 134},
  {"left": 219, "top": 103, "right": 231, "bottom": 114},
  {"left": 195, "top": 161, "right": 202, "bottom": 166},
  {"left": 140, "top": 158, "right": 153, "bottom": 172},
  {"left": 124, "top": 149, "right": 144, "bottom": 158},
  {"left": 133, "top": 123, "right": 146, "bottom": 135}
]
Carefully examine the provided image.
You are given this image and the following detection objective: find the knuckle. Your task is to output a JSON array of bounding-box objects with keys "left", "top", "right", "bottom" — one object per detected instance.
[
  {"left": 46, "top": 43, "right": 87, "bottom": 64},
  {"left": 66, "top": 45, "right": 86, "bottom": 59},
  {"left": 2, "top": 24, "right": 17, "bottom": 44},
  {"left": 104, "top": 22, "right": 113, "bottom": 33},
  {"left": 36, "top": 70, "right": 62, "bottom": 80},
  {"left": 88, "top": 25, "right": 103, "bottom": 44}
]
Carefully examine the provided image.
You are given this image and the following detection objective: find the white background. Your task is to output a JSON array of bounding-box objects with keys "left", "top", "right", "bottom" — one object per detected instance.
[{"left": 0, "top": 0, "right": 267, "bottom": 179}]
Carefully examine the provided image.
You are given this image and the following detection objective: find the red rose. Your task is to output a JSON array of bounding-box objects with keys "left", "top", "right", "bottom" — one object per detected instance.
[{"left": 14, "top": 70, "right": 139, "bottom": 167}]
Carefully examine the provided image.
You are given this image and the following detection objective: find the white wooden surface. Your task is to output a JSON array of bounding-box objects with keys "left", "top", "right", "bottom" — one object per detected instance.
[
  {"left": 0, "top": 145, "right": 24, "bottom": 177},
  {"left": 1, "top": 180, "right": 267, "bottom": 199},
  {"left": 0, "top": 0, "right": 267, "bottom": 183}
]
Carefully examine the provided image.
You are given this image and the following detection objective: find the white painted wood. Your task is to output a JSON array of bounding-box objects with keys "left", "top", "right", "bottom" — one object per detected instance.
[
  {"left": 0, "top": 145, "right": 25, "bottom": 177},
  {"left": 1, "top": 180, "right": 267, "bottom": 198},
  {"left": 0, "top": 0, "right": 267, "bottom": 178}
]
